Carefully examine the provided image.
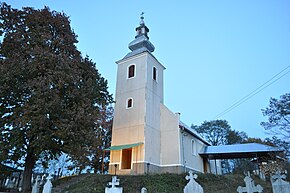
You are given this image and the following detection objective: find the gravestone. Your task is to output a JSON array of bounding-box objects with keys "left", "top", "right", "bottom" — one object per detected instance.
[
  {"left": 42, "top": 174, "right": 53, "bottom": 193},
  {"left": 259, "top": 171, "right": 266, "bottom": 181},
  {"left": 32, "top": 176, "right": 41, "bottom": 193},
  {"left": 6, "top": 179, "right": 12, "bottom": 189},
  {"left": 105, "top": 176, "right": 123, "bottom": 193},
  {"left": 141, "top": 187, "right": 147, "bottom": 193},
  {"left": 271, "top": 171, "right": 290, "bottom": 193},
  {"left": 183, "top": 170, "right": 203, "bottom": 193},
  {"left": 237, "top": 172, "right": 263, "bottom": 193}
]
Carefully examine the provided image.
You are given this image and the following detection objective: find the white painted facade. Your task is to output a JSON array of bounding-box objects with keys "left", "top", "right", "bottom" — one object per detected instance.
[{"left": 108, "top": 16, "right": 221, "bottom": 175}]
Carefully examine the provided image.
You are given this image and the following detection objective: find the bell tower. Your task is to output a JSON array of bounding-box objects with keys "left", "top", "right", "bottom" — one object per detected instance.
[{"left": 108, "top": 13, "right": 166, "bottom": 175}]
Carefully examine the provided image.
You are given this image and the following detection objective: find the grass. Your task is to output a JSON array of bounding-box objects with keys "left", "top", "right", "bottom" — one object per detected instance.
[{"left": 53, "top": 173, "right": 273, "bottom": 193}]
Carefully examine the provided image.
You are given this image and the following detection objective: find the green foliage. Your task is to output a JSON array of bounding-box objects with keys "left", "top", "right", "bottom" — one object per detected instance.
[
  {"left": 265, "top": 136, "right": 290, "bottom": 157},
  {"left": 227, "top": 129, "right": 248, "bottom": 144},
  {"left": 192, "top": 120, "right": 231, "bottom": 145},
  {"left": 261, "top": 93, "right": 290, "bottom": 139},
  {"left": 52, "top": 173, "right": 273, "bottom": 193},
  {"left": 72, "top": 106, "right": 113, "bottom": 173},
  {"left": 90, "top": 106, "right": 113, "bottom": 173},
  {"left": 0, "top": 3, "right": 112, "bottom": 192},
  {"left": 191, "top": 120, "right": 248, "bottom": 145}
]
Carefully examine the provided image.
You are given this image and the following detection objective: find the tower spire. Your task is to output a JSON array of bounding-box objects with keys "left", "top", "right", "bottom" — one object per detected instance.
[
  {"left": 128, "top": 12, "right": 155, "bottom": 53},
  {"left": 140, "top": 12, "right": 145, "bottom": 25},
  {"left": 135, "top": 12, "right": 149, "bottom": 39}
]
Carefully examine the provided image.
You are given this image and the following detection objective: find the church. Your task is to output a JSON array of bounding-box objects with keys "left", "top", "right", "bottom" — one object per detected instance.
[
  {"left": 106, "top": 14, "right": 219, "bottom": 175},
  {"left": 106, "top": 14, "right": 283, "bottom": 175}
]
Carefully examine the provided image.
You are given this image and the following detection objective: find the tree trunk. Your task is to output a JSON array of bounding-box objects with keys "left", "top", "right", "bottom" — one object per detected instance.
[{"left": 22, "top": 151, "right": 35, "bottom": 193}]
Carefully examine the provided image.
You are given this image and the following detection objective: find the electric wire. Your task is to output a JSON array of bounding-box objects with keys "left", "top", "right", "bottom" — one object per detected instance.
[{"left": 214, "top": 65, "right": 290, "bottom": 119}]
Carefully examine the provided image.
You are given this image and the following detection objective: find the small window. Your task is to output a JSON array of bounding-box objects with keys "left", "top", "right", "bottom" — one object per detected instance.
[
  {"left": 191, "top": 140, "right": 197, "bottom": 156},
  {"left": 127, "top": 98, "right": 133, "bottom": 109},
  {"left": 128, "top": 65, "right": 135, "bottom": 78},
  {"left": 153, "top": 67, "right": 157, "bottom": 81}
]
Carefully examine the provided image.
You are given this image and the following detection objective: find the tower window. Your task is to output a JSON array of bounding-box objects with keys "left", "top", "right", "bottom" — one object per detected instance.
[
  {"left": 128, "top": 64, "right": 135, "bottom": 78},
  {"left": 153, "top": 67, "right": 157, "bottom": 81},
  {"left": 127, "top": 98, "right": 133, "bottom": 109}
]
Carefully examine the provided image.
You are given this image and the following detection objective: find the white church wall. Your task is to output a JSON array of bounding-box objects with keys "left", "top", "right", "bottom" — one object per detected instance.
[
  {"left": 112, "top": 125, "right": 144, "bottom": 145},
  {"left": 115, "top": 54, "right": 148, "bottom": 96},
  {"left": 146, "top": 54, "right": 165, "bottom": 102},
  {"left": 144, "top": 53, "right": 165, "bottom": 166},
  {"left": 109, "top": 53, "right": 150, "bottom": 175},
  {"left": 144, "top": 125, "right": 161, "bottom": 165},
  {"left": 181, "top": 132, "right": 207, "bottom": 173},
  {"left": 113, "top": 55, "right": 147, "bottom": 134},
  {"left": 160, "top": 104, "right": 181, "bottom": 165},
  {"left": 131, "top": 145, "right": 144, "bottom": 164}
]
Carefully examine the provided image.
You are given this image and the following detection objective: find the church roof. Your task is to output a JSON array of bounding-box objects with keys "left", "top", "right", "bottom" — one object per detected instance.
[
  {"left": 179, "top": 121, "right": 211, "bottom": 146},
  {"left": 122, "top": 47, "right": 150, "bottom": 60},
  {"left": 199, "top": 143, "right": 284, "bottom": 159},
  {"left": 122, "top": 13, "right": 155, "bottom": 60}
]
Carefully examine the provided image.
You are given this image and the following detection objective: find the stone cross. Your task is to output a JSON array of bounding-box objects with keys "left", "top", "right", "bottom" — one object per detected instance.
[
  {"left": 42, "top": 174, "right": 53, "bottom": 193},
  {"left": 105, "top": 176, "right": 123, "bottom": 193},
  {"left": 185, "top": 170, "right": 198, "bottom": 181},
  {"left": 141, "top": 187, "right": 147, "bottom": 193},
  {"left": 237, "top": 173, "right": 263, "bottom": 193},
  {"left": 108, "top": 176, "right": 120, "bottom": 188},
  {"left": 32, "top": 176, "right": 40, "bottom": 193},
  {"left": 272, "top": 171, "right": 287, "bottom": 182},
  {"left": 271, "top": 171, "right": 290, "bottom": 193},
  {"left": 184, "top": 171, "right": 203, "bottom": 193}
]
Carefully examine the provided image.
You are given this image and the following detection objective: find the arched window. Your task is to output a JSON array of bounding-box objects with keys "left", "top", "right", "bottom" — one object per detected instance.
[
  {"left": 127, "top": 98, "right": 133, "bottom": 109},
  {"left": 128, "top": 64, "right": 135, "bottom": 78},
  {"left": 153, "top": 66, "right": 157, "bottom": 81}
]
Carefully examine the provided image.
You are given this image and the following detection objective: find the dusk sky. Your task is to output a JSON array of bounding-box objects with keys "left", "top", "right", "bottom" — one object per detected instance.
[{"left": 5, "top": 0, "right": 290, "bottom": 139}]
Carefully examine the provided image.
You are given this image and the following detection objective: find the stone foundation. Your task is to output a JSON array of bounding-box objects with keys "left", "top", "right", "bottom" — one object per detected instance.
[{"left": 108, "top": 162, "right": 192, "bottom": 175}]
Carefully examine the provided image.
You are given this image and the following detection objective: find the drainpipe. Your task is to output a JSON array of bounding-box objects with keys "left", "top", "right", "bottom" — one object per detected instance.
[
  {"left": 180, "top": 127, "right": 187, "bottom": 172},
  {"left": 177, "top": 113, "right": 186, "bottom": 173},
  {"left": 181, "top": 132, "right": 185, "bottom": 172}
]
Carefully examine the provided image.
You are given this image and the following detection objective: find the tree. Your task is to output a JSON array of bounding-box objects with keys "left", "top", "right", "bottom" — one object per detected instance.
[
  {"left": 261, "top": 93, "right": 290, "bottom": 139},
  {"left": 69, "top": 106, "right": 113, "bottom": 173},
  {"left": 265, "top": 136, "right": 290, "bottom": 158},
  {"left": 0, "top": 3, "right": 112, "bottom": 192},
  {"left": 192, "top": 120, "right": 231, "bottom": 146},
  {"left": 226, "top": 130, "right": 248, "bottom": 145},
  {"left": 192, "top": 120, "right": 250, "bottom": 173},
  {"left": 90, "top": 106, "right": 113, "bottom": 173}
]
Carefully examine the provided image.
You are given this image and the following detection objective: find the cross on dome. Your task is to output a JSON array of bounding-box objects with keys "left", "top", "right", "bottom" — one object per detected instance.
[
  {"left": 127, "top": 12, "right": 155, "bottom": 54},
  {"left": 140, "top": 12, "right": 145, "bottom": 25}
]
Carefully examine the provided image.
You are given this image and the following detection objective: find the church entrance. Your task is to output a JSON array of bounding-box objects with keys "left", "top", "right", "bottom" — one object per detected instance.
[{"left": 121, "top": 148, "right": 132, "bottom": 169}]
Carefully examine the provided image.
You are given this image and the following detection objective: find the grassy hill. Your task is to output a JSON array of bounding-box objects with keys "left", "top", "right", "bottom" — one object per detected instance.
[{"left": 52, "top": 173, "right": 273, "bottom": 193}]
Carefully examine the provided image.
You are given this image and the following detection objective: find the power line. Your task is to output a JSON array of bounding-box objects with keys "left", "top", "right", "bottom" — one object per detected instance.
[{"left": 214, "top": 65, "right": 290, "bottom": 119}]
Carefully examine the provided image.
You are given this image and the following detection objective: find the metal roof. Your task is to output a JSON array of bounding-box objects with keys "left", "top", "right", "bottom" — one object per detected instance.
[
  {"left": 122, "top": 47, "right": 149, "bottom": 60},
  {"left": 179, "top": 121, "right": 211, "bottom": 146},
  {"left": 200, "top": 143, "right": 284, "bottom": 159},
  {"left": 105, "top": 142, "right": 143, "bottom": 151}
]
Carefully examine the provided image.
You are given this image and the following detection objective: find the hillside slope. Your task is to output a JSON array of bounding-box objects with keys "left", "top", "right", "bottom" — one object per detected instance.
[{"left": 52, "top": 173, "right": 273, "bottom": 193}]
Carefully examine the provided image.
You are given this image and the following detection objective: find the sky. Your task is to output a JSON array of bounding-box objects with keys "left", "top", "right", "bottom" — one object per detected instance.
[{"left": 4, "top": 0, "right": 290, "bottom": 140}]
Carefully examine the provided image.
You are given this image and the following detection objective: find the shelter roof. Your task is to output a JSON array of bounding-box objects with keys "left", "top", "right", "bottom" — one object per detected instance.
[{"left": 199, "top": 143, "right": 284, "bottom": 159}]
